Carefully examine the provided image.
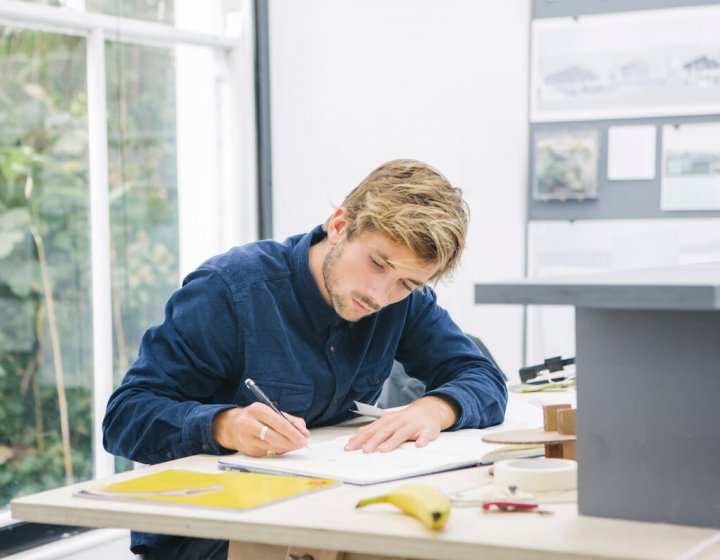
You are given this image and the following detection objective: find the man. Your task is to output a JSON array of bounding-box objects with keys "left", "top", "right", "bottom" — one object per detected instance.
[{"left": 103, "top": 159, "right": 508, "bottom": 559}]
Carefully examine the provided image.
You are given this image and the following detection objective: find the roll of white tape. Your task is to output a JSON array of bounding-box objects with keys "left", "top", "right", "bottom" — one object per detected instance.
[{"left": 494, "top": 458, "right": 577, "bottom": 492}]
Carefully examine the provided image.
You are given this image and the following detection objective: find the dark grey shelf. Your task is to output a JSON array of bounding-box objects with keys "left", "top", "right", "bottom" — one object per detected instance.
[
  {"left": 473, "top": 261, "right": 720, "bottom": 528},
  {"left": 474, "top": 262, "right": 720, "bottom": 310}
]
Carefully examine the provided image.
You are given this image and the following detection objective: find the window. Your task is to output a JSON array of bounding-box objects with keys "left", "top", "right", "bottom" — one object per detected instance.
[
  {"left": 0, "top": 0, "right": 257, "bottom": 531},
  {"left": 0, "top": 25, "right": 92, "bottom": 503}
]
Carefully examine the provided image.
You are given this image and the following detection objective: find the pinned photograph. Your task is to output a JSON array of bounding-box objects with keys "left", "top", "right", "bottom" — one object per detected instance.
[
  {"left": 533, "top": 128, "right": 599, "bottom": 201},
  {"left": 661, "top": 122, "right": 720, "bottom": 211}
]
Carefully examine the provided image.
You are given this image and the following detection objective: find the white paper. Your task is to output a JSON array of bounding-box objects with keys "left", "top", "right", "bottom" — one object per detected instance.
[
  {"left": 607, "top": 125, "right": 656, "bottom": 181},
  {"left": 351, "top": 401, "right": 407, "bottom": 418},
  {"left": 219, "top": 399, "right": 547, "bottom": 485},
  {"left": 219, "top": 436, "right": 485, "bottom": 485},
  {"left": 661, "top": 122, "right": 720, "bottom": 211}
]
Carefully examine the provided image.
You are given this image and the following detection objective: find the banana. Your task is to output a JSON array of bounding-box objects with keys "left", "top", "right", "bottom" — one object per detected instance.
[{"left": 355, "top": 484, "right": 451, "bottom": 530}]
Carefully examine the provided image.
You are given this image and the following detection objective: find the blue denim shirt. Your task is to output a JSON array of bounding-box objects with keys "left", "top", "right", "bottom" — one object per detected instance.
[{"left": 103, "top": 226, "right": 507, "bottom": 552}]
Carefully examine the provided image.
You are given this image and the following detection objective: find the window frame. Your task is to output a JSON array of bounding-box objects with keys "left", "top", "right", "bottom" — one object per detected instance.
[{"left": 0, "top": 0, "right": 258, "bottom": 529}]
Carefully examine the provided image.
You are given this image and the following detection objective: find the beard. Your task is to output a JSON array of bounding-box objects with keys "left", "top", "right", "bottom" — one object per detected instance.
[{"left": 322, "top": 240, "right": 380, "bottom": 321}]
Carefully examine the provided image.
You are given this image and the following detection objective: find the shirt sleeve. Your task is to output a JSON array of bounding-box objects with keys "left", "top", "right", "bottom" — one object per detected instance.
[
  {"left": 102, "top": 267, "right": 242, "bottom": 464},
  {"left": 395, "top": 287, "right": 508, "bottom": 429}
]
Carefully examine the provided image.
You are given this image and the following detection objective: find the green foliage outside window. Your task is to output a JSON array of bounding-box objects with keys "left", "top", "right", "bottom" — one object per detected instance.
[
  {"left": 105, "top": 41, "right": 179, "bottom": 385},
  {"left": 0, "top": 26, "right": 180, "bottom": 507},
  {"left": 0, "top": 28, "right": 93, "bottom": 507}
]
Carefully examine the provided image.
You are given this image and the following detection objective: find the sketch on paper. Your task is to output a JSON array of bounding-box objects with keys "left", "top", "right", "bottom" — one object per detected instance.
[
  {"left": 533, "top": 129, "right": 599, "bottom": 202},
  {"left": 530, "top": 5, "right": 720, "bottom": 121},
  {"left": 661, "top": 122, "right": 720, "bottom": 211}
]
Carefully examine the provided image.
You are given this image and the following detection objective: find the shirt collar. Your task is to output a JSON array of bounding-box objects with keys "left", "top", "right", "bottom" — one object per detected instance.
[{"left": 293, "top": 225, "right": 344, "bottom": 332}]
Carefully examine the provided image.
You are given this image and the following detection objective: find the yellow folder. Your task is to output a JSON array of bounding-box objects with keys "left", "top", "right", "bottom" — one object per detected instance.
[{"left": 76, "top": 468, "right": 340, "bottom": 510}]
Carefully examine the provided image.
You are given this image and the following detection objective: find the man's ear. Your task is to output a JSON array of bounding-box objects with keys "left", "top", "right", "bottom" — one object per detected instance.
[{"left": 326, "top": 207, "right": 349, "bottom": 245}]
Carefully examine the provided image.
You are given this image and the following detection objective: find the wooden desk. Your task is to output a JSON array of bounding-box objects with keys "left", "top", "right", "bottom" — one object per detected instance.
[{"left": 10, "top": 424, "right": 720, "bottom": 560}]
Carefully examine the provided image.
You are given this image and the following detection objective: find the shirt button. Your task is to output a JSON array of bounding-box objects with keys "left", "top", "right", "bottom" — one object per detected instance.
[
  {"left": 329, "top": 346, "right": 336, "bottom": 353},
  {"left": 374, "top": 378, "right": 380, "bottom": 384},
  {"left": 202, "top": 444, "right": 210, "bottom": 451}
]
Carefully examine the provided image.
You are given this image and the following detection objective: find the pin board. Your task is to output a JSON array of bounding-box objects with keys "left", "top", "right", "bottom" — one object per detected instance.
[{"left": 528, "top": 0, "right": 720, "bottom": 221}]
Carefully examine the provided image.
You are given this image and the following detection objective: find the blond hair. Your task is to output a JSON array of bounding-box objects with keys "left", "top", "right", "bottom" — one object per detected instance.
[{"left": 326, "top": 159, "right": 469, "bottom": 282}]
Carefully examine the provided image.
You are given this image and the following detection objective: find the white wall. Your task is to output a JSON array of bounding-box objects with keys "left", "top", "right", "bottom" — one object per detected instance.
[{"left": 269, "top": 0, "right": 530, "bottom": 377}]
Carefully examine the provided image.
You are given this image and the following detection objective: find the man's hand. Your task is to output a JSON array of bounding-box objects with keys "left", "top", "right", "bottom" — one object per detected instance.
[
  {"left": 212, "top": 403, "right": 309, "bottom": 457},
  {"left": 344, "top": 395, "right": 460, "bottom": 453}
]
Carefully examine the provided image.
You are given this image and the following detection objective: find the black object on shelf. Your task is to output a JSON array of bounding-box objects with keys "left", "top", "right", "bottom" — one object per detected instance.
[{"left": 519, "top": 356, "right": 575, "bottom": 384}]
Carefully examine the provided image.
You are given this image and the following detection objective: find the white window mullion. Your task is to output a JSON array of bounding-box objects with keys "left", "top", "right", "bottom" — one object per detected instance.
[
  {"left": 224, "top": 0, "right": 258, "bottom": 247},
  {"left": 86, "top": 27, "right": 115, "bottom": 479}
]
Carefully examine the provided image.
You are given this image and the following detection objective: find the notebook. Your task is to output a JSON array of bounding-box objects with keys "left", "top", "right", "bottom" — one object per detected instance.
[
  {"left": 219, "top": 434, "right": 493, "bottom": 485},
  {"left": 74, "top": 468, "right": 339, "bottom": 510},
  {"left": 218, "top": 398, "right": 551, "bottom": 485}
]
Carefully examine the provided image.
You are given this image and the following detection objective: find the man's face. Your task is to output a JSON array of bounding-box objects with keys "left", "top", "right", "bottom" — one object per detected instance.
[{"left": 321, "top": 231, "right": 438, "bottom": 322}]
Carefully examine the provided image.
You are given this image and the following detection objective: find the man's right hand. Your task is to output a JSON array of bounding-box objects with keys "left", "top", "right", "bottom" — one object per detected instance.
[{"left": 211, "top": 403, "right": 309, "bottom": 457}]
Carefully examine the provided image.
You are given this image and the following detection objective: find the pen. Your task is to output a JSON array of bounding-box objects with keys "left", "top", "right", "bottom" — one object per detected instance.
[{"left": 244, "top": 378, "right": 310, "bottom": 448}]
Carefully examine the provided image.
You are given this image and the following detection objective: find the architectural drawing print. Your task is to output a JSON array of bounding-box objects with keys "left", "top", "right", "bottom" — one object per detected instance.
[{"left": 531, "top": 5, "right": 720, "bottom": 121}]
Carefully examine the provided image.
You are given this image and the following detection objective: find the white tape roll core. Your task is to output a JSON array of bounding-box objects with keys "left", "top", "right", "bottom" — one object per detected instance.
[{"left": 494, "top": 458, "right": 577, "bottom": 492}]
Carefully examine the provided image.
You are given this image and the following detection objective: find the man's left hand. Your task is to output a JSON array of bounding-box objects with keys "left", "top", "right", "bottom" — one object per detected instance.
[{"left": 344, "top": 395, "right": 459, "bottom": 453}]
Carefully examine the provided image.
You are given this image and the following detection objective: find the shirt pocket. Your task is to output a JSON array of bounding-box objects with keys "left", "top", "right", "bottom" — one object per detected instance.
[{"left": 248, "top": 378, "right": 314, "bottom": 417}]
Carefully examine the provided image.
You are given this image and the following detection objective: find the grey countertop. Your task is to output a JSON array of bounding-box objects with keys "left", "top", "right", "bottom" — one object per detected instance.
[{"left": 474, "top": 261, "right": 720, "bottom": 310}]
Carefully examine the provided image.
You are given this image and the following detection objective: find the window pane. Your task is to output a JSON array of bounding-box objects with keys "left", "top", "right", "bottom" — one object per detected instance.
[
  {"left": 86, "top": 0, "right": 175, "bottom": 25},
  {"left": 0, "top": 27, "right": 92, "bottom": 508},
  {"left": 15, "top": 0, "right": 62, "bottom": 6},
  {"left": 174, "top": 1, "right": 243, "bottom": 37},
  {"left": 105, "top": 42, "right": 179, "bottom": 394},
  {"left": 86, "top": 0, "right": 243, "bottom": 37}
]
